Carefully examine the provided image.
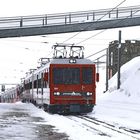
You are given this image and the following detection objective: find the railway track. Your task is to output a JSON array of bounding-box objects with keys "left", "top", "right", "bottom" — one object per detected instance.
[
  {"left": 67, "top": 115, "right": 140, "bottom": 139},
  {"left": 84, "top": 116, "right": 140, "bottom": 135}
]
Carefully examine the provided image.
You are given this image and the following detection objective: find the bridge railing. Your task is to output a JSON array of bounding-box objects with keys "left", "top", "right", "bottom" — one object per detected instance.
[{"left": 0, "top": 5, "right": 140, "bottom": 29}]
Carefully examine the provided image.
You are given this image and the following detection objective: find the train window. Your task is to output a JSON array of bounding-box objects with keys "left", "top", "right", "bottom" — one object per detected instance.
[
  {"left": 38, "top": 79, "right": 41, "bottom": 88},
  {"left": 53, "top": 68, "right": 80, "bottom": 84},
  {"left": 82, "top": 67, "right": 93, "bottom": 84},
  {"left": 30, "top": 82, "right": 32, "bottom": 89},
  {"left": 36, "top": 75, "right": 39, "bottom": 89},
  {"left": 34, "top": 80, "right": 37, "bottom": 88},
  {"left": 44, "top": 81, "right": 47, "bottom": 88}
]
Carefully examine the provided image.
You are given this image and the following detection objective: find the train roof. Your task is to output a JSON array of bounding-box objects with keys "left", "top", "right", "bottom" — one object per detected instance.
[
  {"left": 24, "top": 58, "right": 94, "bottom": 80},
  {"left": 51, "top": 58, "right": 94, "bottom": 64},
  {"left": 34, "top": 58, "right": 94, "bottom": 74}
]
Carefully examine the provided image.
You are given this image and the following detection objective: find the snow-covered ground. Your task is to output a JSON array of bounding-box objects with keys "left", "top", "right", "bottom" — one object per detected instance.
[
  {"left": 0, "top": 102, "right": 69, "bottom": 140},
  {"left": 1, "top": 56, "right": 140, "bottom": 140},
  {"left": 94, "top": 56, "right": 140, "bottom": 129}
]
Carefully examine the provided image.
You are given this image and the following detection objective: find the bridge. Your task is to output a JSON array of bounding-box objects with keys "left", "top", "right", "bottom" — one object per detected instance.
[{"left": 0, "top": 5, "right": 140, "bottom": 38}]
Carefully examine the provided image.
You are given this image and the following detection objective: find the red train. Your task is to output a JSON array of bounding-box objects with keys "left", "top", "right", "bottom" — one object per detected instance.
[
  {"left": 0, "top": 85, "right": 21, "bottom": 103},
  {"left": 1, "top": 44, "right": 98, "bottom": 114}
]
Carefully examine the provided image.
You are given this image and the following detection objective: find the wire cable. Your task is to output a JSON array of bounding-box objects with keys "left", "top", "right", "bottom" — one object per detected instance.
[
  {"left": 62, "top": 0, "right": 126, "bottom": 43},
  {"left": 80, "top": 5, "right": 140, "bottom": 59},
  {"left": 85, "top": 48, "right": 107, "bottom": 58},
  {"left": 77, "top": 7, "right": 139, "bottom": 46}
]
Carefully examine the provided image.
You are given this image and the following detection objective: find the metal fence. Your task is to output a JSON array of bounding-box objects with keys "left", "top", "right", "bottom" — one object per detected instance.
[{"left": 0, "top": 5, "right": 140, "bottom": 29}]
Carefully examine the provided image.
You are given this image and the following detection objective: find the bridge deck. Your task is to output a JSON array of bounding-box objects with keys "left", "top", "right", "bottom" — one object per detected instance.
[{"left": 0, "top": 5, "right": 140, "bottom": 38}]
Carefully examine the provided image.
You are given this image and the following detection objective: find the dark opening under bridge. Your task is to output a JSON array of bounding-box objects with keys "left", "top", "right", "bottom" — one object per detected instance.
[{"left": 0, "top": 5, "right": 140, "bottom": 38}]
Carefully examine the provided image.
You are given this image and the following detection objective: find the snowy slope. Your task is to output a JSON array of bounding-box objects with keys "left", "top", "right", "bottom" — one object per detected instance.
[
  {"left": 93, "top": 56, "right": 140, "bottom": 130},
  {"left": 108, "top": 56, "right": 140, "bottom": 96}
]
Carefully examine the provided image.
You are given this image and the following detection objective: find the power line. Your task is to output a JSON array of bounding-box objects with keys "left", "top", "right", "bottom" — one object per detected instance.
[
  {"left": 77, "top": 6, "right": 139, "bottom": 46},
  {"left": 84, "top": 17, "right": 139, "bottom": 59},
  {"left": 77, "top": 30, "right": 107, "bottom": 45},
  {"left": 92, "top": 54, "right": 107, "bottom": 62},
  {"left": 42, "top": 35, "right": 114, "bottom": 41},
  {"left": 84, "top": 9, "right": 139, "bottom": 60},
  {"left": 85, "top": 48, "right": 107, "bottom": 59},
  {"left": 62, "top": 0, "right": 126, "bottom": 44}
]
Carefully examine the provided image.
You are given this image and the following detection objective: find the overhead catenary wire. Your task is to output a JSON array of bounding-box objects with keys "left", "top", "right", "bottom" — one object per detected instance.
[
  {"left": 85, "top": 48, "right": 107, "bottom": 59},
  {"left": 76, "top": 30, "right": 107, "bottom": 45},
  {"left": 76, "top": 6, "right": 140, "bottom": 46},
  {"left": 84, "top": 7, "right": 140, "bottom": 59},
  {"left": 62, "top": 0, "right": 127, "bottom": 44},
  {"left": 92, "top": 54, "right": 107, "bottom": 62}
]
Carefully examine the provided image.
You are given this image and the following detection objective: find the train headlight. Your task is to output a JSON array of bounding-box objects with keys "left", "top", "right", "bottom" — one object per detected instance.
[
  {"left": 54, "top": 92, "right": 60, "bottom": 95},
  {"left": 69, "top": 58, "right": 76, "bottom": 63},
  {"left": 87, "top": 92, "right": 92, "bottom": 96},
  {"left": 57, "top": 92, "right": 60, "bottom": 95}
]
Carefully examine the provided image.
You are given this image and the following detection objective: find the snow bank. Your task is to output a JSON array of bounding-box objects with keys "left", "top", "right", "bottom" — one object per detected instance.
[
  {"left": 93, "top": 56, "right": 140, "bottom": 130},
  {"left": 108, "top": 56, "right": 140, "bottom": 97}
]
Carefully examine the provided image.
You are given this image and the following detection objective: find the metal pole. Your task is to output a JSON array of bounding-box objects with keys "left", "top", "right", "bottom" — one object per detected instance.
[
  {"left": 32, "top": 73, "right": 34, "bottom": 100},
  {"left": 106, "top": 48, "right": 109, "bottom": 91},
  {"left": 20, "top": 18, "right": 23, "bottom": 27},
  {"left": 117, "top": 30, "right": 121, "bottom": 89},
  {"left": 41, "top": 73, "right": 44, "bottom": 104}
]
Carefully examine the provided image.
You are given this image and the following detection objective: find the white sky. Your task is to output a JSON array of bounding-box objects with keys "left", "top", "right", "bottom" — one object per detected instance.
[
  {"left": 0, "top": 0, "right": 140, "bottom": 87},
  {"left": 0, "top": 0, "right": 139, "bottom": 17}
]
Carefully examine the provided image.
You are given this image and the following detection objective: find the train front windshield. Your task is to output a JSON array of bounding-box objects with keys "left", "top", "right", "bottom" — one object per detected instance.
[
  {"left": 53, "top": 67, "right": 93, "bottom": 85},
  {"left": 82, "top": 67, "right": 93, "bottom": 84},
  {"left": 53, "top": 68, "right": 80, "bottom": 84}
]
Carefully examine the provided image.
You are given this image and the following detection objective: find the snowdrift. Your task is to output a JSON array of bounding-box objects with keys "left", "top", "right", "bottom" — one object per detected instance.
[{"left": 108, "top": 56, "right": 140, "bottom": 97}]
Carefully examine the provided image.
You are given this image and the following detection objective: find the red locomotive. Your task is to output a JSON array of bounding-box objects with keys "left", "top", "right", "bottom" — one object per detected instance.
[{"left": 2, "top": 44, "right": 98, "bottom": 114}]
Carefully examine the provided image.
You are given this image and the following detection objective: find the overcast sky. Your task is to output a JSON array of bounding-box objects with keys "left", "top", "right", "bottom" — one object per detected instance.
[
  {"left": 0, "top": 0, "right": 139, "bottom": 17},
  {"left": 0, "top": 0, "right": 140, "bottom": 87}
]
